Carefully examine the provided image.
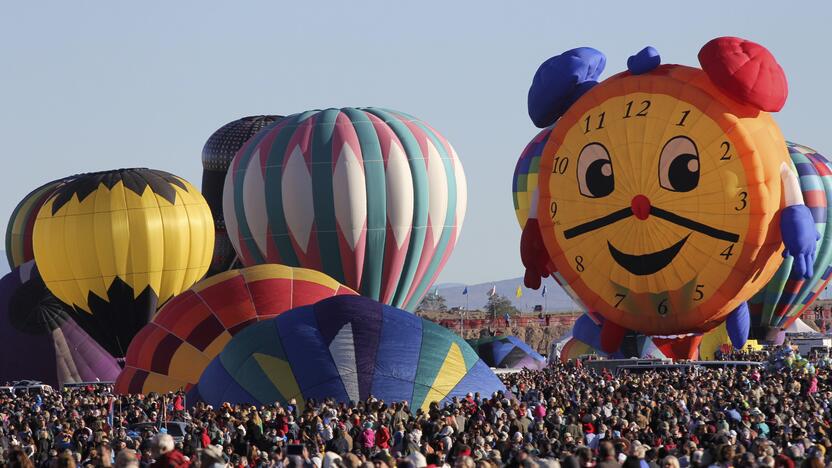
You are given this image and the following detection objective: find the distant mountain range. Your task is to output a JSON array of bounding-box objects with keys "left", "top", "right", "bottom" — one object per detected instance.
[{"left": 433, "top": 276, "right": 580, "bottom": 313}]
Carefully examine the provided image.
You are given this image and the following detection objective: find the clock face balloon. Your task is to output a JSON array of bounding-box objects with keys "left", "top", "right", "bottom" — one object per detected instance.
[{"left": 536, "top": 61, "right": 789, "bottom": 336}]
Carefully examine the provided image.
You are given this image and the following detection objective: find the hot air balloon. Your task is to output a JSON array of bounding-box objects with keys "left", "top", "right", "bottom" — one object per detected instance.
[
  {"left": 33, "top": 168, "right": 214, "bottom": 356},
  {"left": 202, "top": 116, "right": 283, "bottom": 276},
  {"left": 189, "top": 295, "right": 505, "bottom": 409},
  {"left": 224, "top": 108, "right": 467, "bottom": 310},
  {"left": 512, "top": 127, "right": 552, "bottom": 229},
  {"left": 467, "top": 335, "right": 547, "bottom": 370},
  {"left": 0, "top": 262, "right": 120, "bottom": 387},
  {"left": 556, "top": 337, "right": 596, "bottom": 364},
  {"left": 521, "top": 38, "right": 817, "bottom": 355},
  {"left": 749, "top": 142, "right": 832, "bottom": 342},
  {"left": 5, "top": 178, "right": 71, "bottom": 269},
  {"left": 699, "top": 322, "right": 762, "bottom": 360},
  {"left": 115, "top": 264, "right": 356, "bottom": 394}
]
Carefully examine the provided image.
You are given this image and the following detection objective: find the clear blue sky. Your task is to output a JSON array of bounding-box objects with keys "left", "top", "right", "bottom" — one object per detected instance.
[{"left": 1, "top": 1, "right": 830, "bottom": 285}]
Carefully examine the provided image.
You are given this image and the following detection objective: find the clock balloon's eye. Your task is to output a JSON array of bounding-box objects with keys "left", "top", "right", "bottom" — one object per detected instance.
[
  {"left": 577, "top": 143, "right": 614, "bottom": 198},
  {"left": 659, "top": 136, "right": 700, "bottom": 192}
]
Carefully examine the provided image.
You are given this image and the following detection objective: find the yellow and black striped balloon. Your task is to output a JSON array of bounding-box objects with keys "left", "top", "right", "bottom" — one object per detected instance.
[{"left": 33, "top": 168, "right": 214, "bottom": 356}]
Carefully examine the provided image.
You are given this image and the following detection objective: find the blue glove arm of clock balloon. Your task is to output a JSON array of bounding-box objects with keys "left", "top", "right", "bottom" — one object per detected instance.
[
  {"left": 527, "top": 47, "right": 606, "bottom": 128},
  {"left": 726, "top": 301, "right": 750, "bottom": 350},
  {"left": 780, "top": 204, "right": 820, "bottom": 279}
]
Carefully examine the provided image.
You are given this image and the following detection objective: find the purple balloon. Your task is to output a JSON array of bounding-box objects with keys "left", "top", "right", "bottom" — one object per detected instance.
[{"left": 0, "top": 261, "right": 121, "bottom": 387}]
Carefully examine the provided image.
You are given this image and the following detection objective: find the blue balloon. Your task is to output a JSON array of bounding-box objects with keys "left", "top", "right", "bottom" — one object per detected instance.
[{"left": 528, "top": 47, "right": 606, "bottom": 128}]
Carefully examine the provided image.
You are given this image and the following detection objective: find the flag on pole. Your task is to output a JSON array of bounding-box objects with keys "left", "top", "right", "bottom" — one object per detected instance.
[
  {"left": 516, "top": 285, "right": 523, "bottom": 298},
  {"left": 488, "top": 285, "right": 497, "bottom": 297},
  {"left": 462, "top": 286, "right": 468, "bottom": 295},
  {"left": 107, "top": 396, "right": 114, "bottom": 428},
  {"left": 542, "top": 285, "right": 547, "bottom": 297}
]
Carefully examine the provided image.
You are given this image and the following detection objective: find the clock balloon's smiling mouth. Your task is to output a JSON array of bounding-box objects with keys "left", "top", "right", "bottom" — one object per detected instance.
[{"left": 608, "top": 234, "right": 690, "bottom": 276}]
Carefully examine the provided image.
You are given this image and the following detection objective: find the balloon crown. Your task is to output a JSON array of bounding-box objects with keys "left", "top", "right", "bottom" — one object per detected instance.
[
  {"left": 528, "top": 36, "right": 788, "bottom": 128},
  {"left": 48, "top": 168, "right": 189, "bottom": 214}
]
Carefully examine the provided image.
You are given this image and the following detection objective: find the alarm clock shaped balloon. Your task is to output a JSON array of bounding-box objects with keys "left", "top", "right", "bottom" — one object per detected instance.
[{"left": 520, "top": 37, "right": 820, "bottom": 356}]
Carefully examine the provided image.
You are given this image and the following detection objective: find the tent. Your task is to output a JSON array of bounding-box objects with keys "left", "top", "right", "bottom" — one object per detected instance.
[{"left": 786, "top": 318, "right": 816, "bottom": 334}]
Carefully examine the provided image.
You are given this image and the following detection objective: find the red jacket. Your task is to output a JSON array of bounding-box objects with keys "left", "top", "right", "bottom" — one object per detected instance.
[
  {"left": 150, "top": 450, "right": 190, "bottom": 468},
  {"left": 376, "top": 426, "right": 391, "bottom": 449}
]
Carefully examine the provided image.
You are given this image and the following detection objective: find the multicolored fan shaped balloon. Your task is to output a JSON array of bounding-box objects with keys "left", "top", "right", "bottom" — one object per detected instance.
[
  {"left": 749, "top": 142, "right": 832, "bottom": 338},
  {"left": 467, "top": 335, "right": 547, "bottom": 370},
  {"left": 0, "top": 262, "right": 120, "bottom": 387},
  {"left": 202, "top": 116, "right": 283, "bottom": 276},
  {"left": 512, "top": 127, "right": 552, "bottom": 229},
  {"left": 5, "top": 178, "right": 70, "bottom": 269},
  {"left": 115, "top": 264, "right": 356, "bottom": 394},
  {"left": 33, "top": 168, "right": 214, "bottom": 356},
  {"left": 189, "top": 295, "right": 505, "bottom": 410},
  {"left": 223, "top": 108, "right": 467, "bottom": 310}
]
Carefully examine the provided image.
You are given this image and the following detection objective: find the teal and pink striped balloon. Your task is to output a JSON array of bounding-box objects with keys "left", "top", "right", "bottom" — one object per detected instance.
[
  {"left": 223, "top": 108, "right": 467, "bottom": 310},
  {"left": 749, "top": 142, "right": 832, "bottom": 335}
]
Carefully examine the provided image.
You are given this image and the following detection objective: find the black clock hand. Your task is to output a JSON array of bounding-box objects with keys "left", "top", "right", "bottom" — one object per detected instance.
[
  {"left": 650, "top": 206, "right": 739, "bottom": 243},
  {"left": 563, "top": 207, "right": 633, "bottom": 239}
]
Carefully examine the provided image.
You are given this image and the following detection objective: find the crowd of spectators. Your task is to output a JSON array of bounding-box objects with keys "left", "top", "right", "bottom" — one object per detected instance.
[{"left": 1, "top": 347, "right": 830, "bottom": 468}]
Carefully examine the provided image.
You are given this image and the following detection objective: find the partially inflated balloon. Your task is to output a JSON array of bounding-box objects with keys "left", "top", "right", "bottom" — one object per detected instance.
[
  {"left": 202, "top": 116, "right": 283, "bottom": 276},
  {"left": 115, "top": 264, "right": 356, "bottom": 394},
  {"left": 466, "top": 335, "right": 546, "bottom": 370},
  {"left": 512, "top": 127, "right": 552, "bottom": 229},
  {"left": 699, "top": 322, "right": 762, "bottom": 360},
  {"left": 5, "top": 178, "right": 71, "bottom": 269},
  {"left": 224, "top": 108, "right": 467, "bottom": 310},
  {"left": 33, "top": 169, "right": 214, "bottom": 356},
  {"left": 558, "top": 338, "right": 596, "bottom": 364},
  {"left": 749, "top": 142, "right": 832, "bottom": 337},
  {"left": 189, "top": 295, "right": 505, "bottom": 409},
  {"left": 0, "top": 262, "right": 120, "bottom": 387}
]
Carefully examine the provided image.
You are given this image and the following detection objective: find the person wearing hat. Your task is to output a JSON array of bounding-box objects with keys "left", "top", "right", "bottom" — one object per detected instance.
[{"left": 149, "top": 433, "right": 189, "bottom": 468}]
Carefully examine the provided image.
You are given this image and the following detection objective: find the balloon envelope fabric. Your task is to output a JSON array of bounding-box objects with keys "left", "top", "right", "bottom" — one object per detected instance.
[
  {"left": 0, "top": 262, "right": 120, "bottom": 387},
  {"left": 190, "top": 295, "right": 506, "bottom": 410},
  {"left": 512, "top": 127, "right": 552, "bottom": 229},
  {"left": 33, "top": 168, "right": 215, "bottom": 357},
  {"left": 115, "top": 264, "right": 356, "bottom": 394},
  {"left": 749, "top": 142, "right": 832, "bottom": 337},
  {"left": 558, "top": 338, "right": 596, "bottom": 363},
  {"left": 467, "top": 335, "right": 547, "bottom": 370},
  {"left": 223, "top": 108, "right": 467, "bottom": 311},
  {"left": 5, "top": 178, "right": 69, "bottom": 269},
  {"left": 202, "top": 116, "right": 283, "bottom": 276}
]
